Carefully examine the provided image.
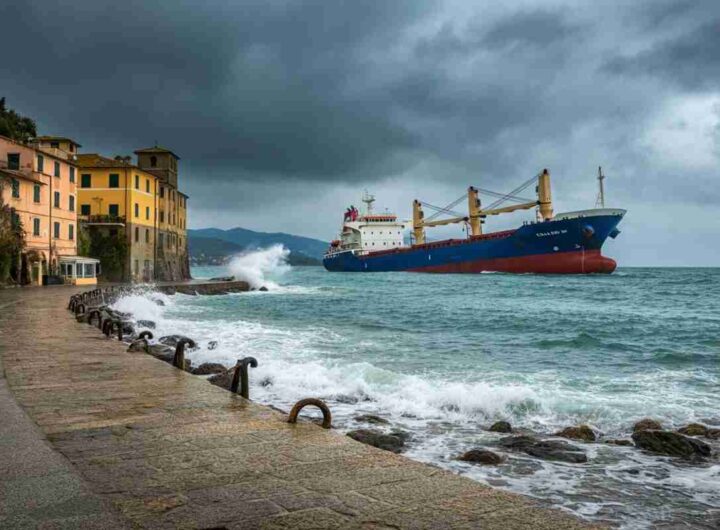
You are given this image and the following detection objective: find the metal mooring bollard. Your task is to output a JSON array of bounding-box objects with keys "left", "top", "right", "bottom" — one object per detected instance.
[
  {"left": 74, "top": 303, "right": 86, "bottom": 316},
  {"left": 230, "top": 357, "right": 258, "bottom": 398},
  {"left": 173, "top": 338, "right": 196, "bottom": 369},
  {"left": 88, "top": 309, "right": 102, "bottom": 326},
  {"left": 138, "top": 331, "right": 154, "bottom": 340},
  {"left": 287, "top": 398, "right": 332, "bottom": 429}
]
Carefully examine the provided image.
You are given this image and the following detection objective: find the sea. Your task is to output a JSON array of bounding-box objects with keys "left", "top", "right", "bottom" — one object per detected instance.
[{"left": 111, "top": 246, "right": 720, "bottom": 529}]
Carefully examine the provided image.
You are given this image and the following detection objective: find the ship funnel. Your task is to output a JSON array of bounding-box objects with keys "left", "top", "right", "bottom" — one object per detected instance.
[{"left": 538, "top": 169, "right": 553, "bottom": 221}]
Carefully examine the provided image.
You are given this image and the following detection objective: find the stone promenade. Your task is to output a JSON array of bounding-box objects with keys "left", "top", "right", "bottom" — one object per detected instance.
[{"left": 0, "top": 286, "right": 597, "bottom": 529}]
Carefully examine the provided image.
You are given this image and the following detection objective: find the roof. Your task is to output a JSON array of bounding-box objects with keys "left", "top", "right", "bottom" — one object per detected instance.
[
  {"left": 133, "top": 146, "right": 180, "bottom": 160},
  {"left": 75, "top": 154, "right": 158, "bottom": 179},
  {"left": 36, "top": 136, "right": 82, "bottom": 148},
  {"left": 0, "top": 167, "right": 46, "bottom": 185}
]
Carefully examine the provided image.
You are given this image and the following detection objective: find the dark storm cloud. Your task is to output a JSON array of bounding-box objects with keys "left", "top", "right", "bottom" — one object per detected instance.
[{"left": 605, "top": 20, "right": 720, "bottom": 91}]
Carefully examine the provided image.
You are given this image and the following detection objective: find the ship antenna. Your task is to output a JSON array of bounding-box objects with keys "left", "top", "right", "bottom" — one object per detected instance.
[
  {"left": 362, "top": 189, "right": 375, "bottom": 215},
  {"left": 595, "top": 166, "right": 605, "bottom": 208}
]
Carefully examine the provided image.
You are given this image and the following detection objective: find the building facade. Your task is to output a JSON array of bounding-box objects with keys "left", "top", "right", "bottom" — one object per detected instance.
[
  {"left": 0, "top": 135, "right": 85, "bottom": 284},
  {"left": 76, "top": 146, "right": 189, "bottom": 282}
]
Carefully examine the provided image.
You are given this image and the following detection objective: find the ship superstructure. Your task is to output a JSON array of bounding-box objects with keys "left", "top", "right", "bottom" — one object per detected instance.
[{"left": 324, "top": 169, "right": 625, "bottom": 274}]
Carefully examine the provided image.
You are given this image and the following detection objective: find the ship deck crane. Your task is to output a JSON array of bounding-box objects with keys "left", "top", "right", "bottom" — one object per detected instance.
[{"left": 413, "top": 169, "right": 553, "bottom": 245}]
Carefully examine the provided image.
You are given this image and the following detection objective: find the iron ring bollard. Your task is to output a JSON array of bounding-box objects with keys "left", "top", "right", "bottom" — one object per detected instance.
[
  {"left": 74, "top": 303, "right": 86, "bottom": 316},
  {"left": 88, "top": 309, "right": 102, "bottom": 326},
  {"left": 173, "top": 338, "right": 196, "bottom": 370},
  {"left": 230, "top": 357, "right": 258, "bottom": 398},
  {"left": 138, "top": 331, "right": 154, "bottom": 340},
  {"left": 287, "top": 398, "right": 332, "bottom": 429}
]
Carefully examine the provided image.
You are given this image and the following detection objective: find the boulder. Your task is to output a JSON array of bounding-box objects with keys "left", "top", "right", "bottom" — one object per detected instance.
[
  {"left": 147, "top": 344, "right": 175, "bottom": 359},
  {"left": 457, "top": 449, "right": 505, "bottom": 465},
  {"left": 488, "top": 421, "right": 512, "bottom": 433},
  {"left": 605, "top": 439, "right": 634, "bottom": 447},
  {"left": 192, "top": 363, "right": 226, "bottom": 375},
  {"left": 127, "top": 339, "right": 149, "bottom": 353},
  {"left": 678, "top": 423, "right": 708, "bottom": 437},
  {"left": 355, "top": 414, "right": 389, "bottom": 425},
  {"left": 258, "top": 286, "right": 269, "bottom": 292},
  {"left": 136, "top": 320, "right": 156, "bottom": 329},
  {"left": 555, "top": 425, "right": 597, "bottom": 442},
  {"left": 346, "top": 429, "right": 406, "bottom": 453},
  {"left": 208, "top": 371, "right": 233, "bottom": 390},
  {"left": 632, "top": 430, "right": 711, "bottom": 458},
  {"left": 633, "top": 418, "right": 662, "bottom": 433},
  {"left": 207, "top": 340, "right": 218, "bottom": 350},
  {"left": 159, "top": 335, "right": 195, "bottom": 348},
  {"left": 707, "top": 429, "right": 720, "bottom": 440},
  {"left": 498, "top": 435, "right": 587, "bottom": 463}
]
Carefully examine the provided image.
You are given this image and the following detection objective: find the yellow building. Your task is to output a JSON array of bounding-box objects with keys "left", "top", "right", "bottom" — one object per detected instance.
[
  {"left": 76, "top": 147, "right": 189, "bottom": 282},
  {"left": 76, "top": 154, "right": 160, "bottom": 282}
]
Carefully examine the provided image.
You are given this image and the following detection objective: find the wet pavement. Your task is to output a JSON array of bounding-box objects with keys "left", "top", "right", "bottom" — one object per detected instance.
[{"left": 0, "top": 286, "right": 598, "bottom": 529}]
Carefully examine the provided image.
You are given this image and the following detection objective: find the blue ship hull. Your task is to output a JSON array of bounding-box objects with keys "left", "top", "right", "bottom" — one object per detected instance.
[{"left": 323, "top": 210, "right": 624, "bottom": 274}]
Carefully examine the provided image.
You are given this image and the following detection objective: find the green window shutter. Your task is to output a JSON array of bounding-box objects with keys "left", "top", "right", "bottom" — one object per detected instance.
[
  {"left": 109, "top": 204, "right": 119, "bottom": 217},
  {"left": 33, "top": 184, "right": 40, "bottom": 203},
  {"left": 54, "top": 161, "right": 60, "bottom": 177},
  {"left": 81, "top": 174, "right": 91, "bottom": 188},
  {"left": 11, "top": 178, "right": 20, "bottom": 198},
  {"left": 37, "top": 155, "right": 44, "bottom": 173},
  {"left": 70, "top": 167, "right": 75, "bottom": 183},
  {"left": 109, "top": 174, "right": 119, "bottom": 188},
  {"left": 81, "top": 204, "right": 91, "bottom": 215}
]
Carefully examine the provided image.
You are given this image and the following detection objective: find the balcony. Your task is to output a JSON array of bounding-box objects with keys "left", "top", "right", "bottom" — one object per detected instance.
[{"left": 80, "top": 214, "right": 126, "bottom": 226}]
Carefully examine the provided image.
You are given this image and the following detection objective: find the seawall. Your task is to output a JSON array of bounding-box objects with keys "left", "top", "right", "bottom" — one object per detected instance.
[{"left": 0, "top": 284, "right": 598, "bottom": 529}]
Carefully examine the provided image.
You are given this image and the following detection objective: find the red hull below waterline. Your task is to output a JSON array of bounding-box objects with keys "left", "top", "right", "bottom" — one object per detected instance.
[{"left": 408, "top": 249, "right": 617, "bottom": 274}]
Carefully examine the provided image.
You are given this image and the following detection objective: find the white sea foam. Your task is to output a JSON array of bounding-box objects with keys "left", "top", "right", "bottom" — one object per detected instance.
[{"left": 227, "top": 245, "right": 291, "bottom": 289}]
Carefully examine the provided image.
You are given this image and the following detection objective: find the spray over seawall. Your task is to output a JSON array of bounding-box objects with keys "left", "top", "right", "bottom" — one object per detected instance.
[{"left": 228, "top": 245, "right": 291, "bottom": 289}]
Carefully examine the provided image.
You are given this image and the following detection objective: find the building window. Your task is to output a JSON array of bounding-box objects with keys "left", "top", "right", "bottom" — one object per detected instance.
[
  {"left": 54, "top": 161, "right": 60, "bottom": 177},
  {"left": 7, "top": 153, "right": 19, "bottom": 170},
  {"left": 145, "top": 228, "right": 150, "bottom": 243},
  {"left": 81, "top": 174, "right": 91, "bottom": 188},
  {"left": 50, "top": 141, "right": 59, "bottom": 148},
  {"left": 33, "top": 218, "right": 40, "bottom": 236},
  {"left": 33, "top": 184, "right": 41, "bottom": 203},
  {"left": 54, "top": 191, "right": 60, "bottom": 208},
  {"left": 146, "top": 179, "right": 150, "bottom": 193},
  {"left": 146, "top": 206, "right": 150, "bottom": 220},
  {"left": 135, "top": 174, "right": 140, "bottom": 189},
  {"left": 134, "top": 203, "right": 139, "bottom": 217},
  {"left": 150, "top": 156, "right": 157, "bottom": 167},
  {"left": 69, "top": 195, "right": 75, "bottom": 211},
  {"left": 11, "top": 209, "right": 20, "bottom": 228},
  {"left": 11, "top": 178, "right": 20, "bottom": 198},
  {"left": 109, "top": 204, "right": 119, "bottom": 217},
  {"left": 69, "top": 224, "right": 74, "bottom": 240},
  {"left": 135, "top": 226, "right": 139, "bottom": 242},
  {"left": 37, "top": 154, "right": 44, "bottom": 173},
  {"left": 81, "top": 204, "right": 90, "bottom": 215},
  {"left": 159, "top": 186, "right": 164, "bottom": 198},
  {"left": 160, "top": 211, "right": 164, "bottom": 223},
  {"left": 54, "top": 222, "right": 60, "bottom": 239},
  {"left": 109, "top": 173, "right": 119, "bottom": 188},
  {"left": 159, "top": 233, "right": 164, "bottom": 247},
  {"left": 134, "top": 259, "right": 139, "bottom": 275},
  {"left": 69, "top": 166, "right": 75, "bottom": 183}
]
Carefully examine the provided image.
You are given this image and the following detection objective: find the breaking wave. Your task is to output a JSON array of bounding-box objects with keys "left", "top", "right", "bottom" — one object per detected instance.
[{"left": 227, "top": 245, "right": 291, "bottom": 289}]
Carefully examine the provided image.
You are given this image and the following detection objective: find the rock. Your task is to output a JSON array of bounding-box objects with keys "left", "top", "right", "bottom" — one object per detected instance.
[
  {"left": 210, "top": 276, "right": 235, "bottom": 282},
  {"left": 605, "top": 439, "right": 634, "bottom": 446},
  {"left": 707, "top": 429, "right": 720, "bottom": 440},
  {"left": 127, "top": 339, "right": 149, "bottom": 353},
  {"left": 208, "top": 371, "right": 232, "bottom": 390},
  {"left": 631, "top": 430, "right": 711, "bottom": 458},
  {"left": 259, "top": 376, "right": 273, "bottom": 387},
  {"left": 678, "top": 423, "right": 708, "bottom": 436},
  {"left": 498, "top": 435, "right": 588, "bottom": 463},
  {"left": 389, "top": 429, "right": 412, "bottom": 442},
  {"left": 136, "top": 320, "right": 156, "bottom": 329},
  {"left": 355, "top": 414, "right": 389, "bottom": 425},
  {"left": 633, "top": 418, "right": 662, "bottom": 433},
  {"left": 258, "top": 286, "right": 269, "bottom": 292},
  {"left": 154, "top": 299, "right": 166, "bottom": 306},
  {"left": 192, "top": 362, "right": 226, "bottom": 375},
  {"left": 555, "top": 425, "right": 597, "bottom": 442},
  {"left": 457, "top": 449, "right": 505, "bottom": 465},
  {"left": 346, "top": 429, "right": 406, "bottom": 453},
  {"left": 147, "top": 344, "right": 175, "bottom": 359},
  {"left": 207, "top": 340, "right": 218, "bottom": 350},
  {"left": 159, "top": 335, "right": 192, "bottom": 348},
  {"left": 488, "top": 421, "right": 512, "bottom": 433}
]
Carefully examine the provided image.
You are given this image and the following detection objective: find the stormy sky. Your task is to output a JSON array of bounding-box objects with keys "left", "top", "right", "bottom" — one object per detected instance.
[{"left": 2, "top": 0, "right": 719, "bottom": 265}]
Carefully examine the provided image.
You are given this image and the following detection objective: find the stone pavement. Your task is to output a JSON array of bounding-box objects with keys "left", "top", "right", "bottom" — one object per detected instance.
[{"left": 0, "top": 286, "right": 599, "bottom": 529}]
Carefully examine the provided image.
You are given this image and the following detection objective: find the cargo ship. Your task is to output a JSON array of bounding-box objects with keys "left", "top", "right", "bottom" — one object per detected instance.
[{"left": 323, "top": 168, "right": 626, "bottom": 274}]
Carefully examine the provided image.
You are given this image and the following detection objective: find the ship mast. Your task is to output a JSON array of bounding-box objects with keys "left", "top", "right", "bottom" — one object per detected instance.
[
  {"left": 596, "top": 166, "right": 605, "bottom": 208},
  {"left": 362, "top": 190, "right": 375, "bottom": 215}
]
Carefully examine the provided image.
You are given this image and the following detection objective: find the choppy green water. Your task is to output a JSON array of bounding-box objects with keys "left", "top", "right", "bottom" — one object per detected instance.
[{"left": 116, "top": 264, "right": 720, "bottom": 528}]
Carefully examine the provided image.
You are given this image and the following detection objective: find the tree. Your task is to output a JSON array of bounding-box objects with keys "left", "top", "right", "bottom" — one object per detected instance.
[
  {"left": 0, "top": 181, "right": 25, "bottom": 283},
  {"left": 0, "top": 97, "right": 37, "bottom": 143}
]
